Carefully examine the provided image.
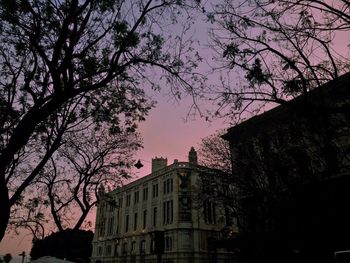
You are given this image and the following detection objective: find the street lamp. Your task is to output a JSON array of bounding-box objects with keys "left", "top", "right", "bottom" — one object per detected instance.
[{"left": 134, "top": 160, "right": 144, "bottom": 169}]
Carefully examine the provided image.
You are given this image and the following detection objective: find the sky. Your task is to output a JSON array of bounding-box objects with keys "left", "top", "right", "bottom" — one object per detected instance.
[
  {"left": 0, "top": 3, "right": 224, "bottom": 256},
  {"left": 1, "top": 0, "right": 349, "bottom": 258},
  {"left": 0, "top": 93, "right": 228, "bottom": 257},
  {"left": 134, "top": 93, "right": 228, "bottom": 177}
]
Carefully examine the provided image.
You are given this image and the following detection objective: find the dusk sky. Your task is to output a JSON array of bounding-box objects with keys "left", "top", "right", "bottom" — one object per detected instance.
[
  {"left": 0, "top": 6, "right": 224, "bottom": 256},
  {"left": 1, "top": 0, "right": 349, "bottom": 259},
  {"left": 0, "top": 90, "right": 229, "bottom": 257}
]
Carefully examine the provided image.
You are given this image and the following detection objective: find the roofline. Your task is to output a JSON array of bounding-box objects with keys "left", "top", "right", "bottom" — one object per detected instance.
[
  {"left": 107, "top": 161, "right": 223, "bottom": 195},
  {"left": 222, "top": 71, "right": 350, "bottom": 141}
]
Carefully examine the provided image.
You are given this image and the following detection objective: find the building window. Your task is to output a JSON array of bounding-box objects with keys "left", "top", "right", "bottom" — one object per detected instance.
[
  {"left": 225, "top": 207, "right": 232, "bottom": 226},
  {"left": 207, "top": 237, "right": 216, "bottom": 252},
  {"left": 150, "top": 238, "right": 155, "bottom": 253},
  {"left": 98, "top": 218, "right": 105, "bottom": 237},
  {"left": 118, "top": 197, "right": 123, "bottom": 208},
  {"left": 167, "top": 178, "right": 173, "bottom": 193},
  {"left": 163, "top": 179, "right": 173, "bottom": 194},
  {"left": 131, "top": 241, "right": 136, "bottom": 252},
  {"left": 165, "top": 236, "right": 173, "bottom": 251},
  {"left": 114, "top": 244, "right": 119, "bottom": 256},
  {"left": 106, "top": 245, "right": 112, "bottom": 255},
  {"left": 204, "top": 200, "right": 216, "bottom": 224},
  {"left": 107, "top": 217, "right": 114, "bottom": 235},
  {"left": 134, "top": 212, "right": 138, "bottom": 231},
  {"left": 143, "top": 210, "right": 147, "bottom": 229},
  {"left": 125, "top": 214, "right": 129, "bottom": 232},
  {"left": 134, "top": 191, "right": 139, "bottom": 204},
  {"left": 98, "top": 246, "right": 103, "bottom": 256},
  {"left": 143, "top": 187, "right": 148, "bottom": 201},
  {"left": 116, "top": 210, "right": 120, "bottom": 233},
  {"left": 152, "top": 184, "right": 158, "bottom": 198},
  {"left": 163, "top": 200, "right": 173, "bottom": 224},
  {"left": 126, "top": 194, "right": 131, "bottom": 206},
  {"left": 122, "top": 242, "right": 128, "bottom": 254},
  {"left": 153, "top": 207, "right": 157, "bottom": 227},
  {"left": 140, "top": 240, "right": 146, "bottom": 253}
]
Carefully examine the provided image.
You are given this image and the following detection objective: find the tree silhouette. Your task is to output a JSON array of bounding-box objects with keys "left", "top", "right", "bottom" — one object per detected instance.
[
  {"left": 204, "top": 0, "right": 349, "bottom": 121},
  {"left": 0, "top": 0, "right": 202, "bottom": 242},
  {"left": 3, "top": 254, "right": 12, "bottom": 263},
  {"left": 30, "top": 229, "right": 93, "bottom": 263},
  {"left": 198, "top": 129, "right": 232, "bottom": 173}
]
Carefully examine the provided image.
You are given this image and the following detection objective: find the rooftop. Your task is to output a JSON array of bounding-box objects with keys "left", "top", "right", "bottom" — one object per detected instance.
[{"left": 223, "top": 71, "right": 350, "bottom": 140}]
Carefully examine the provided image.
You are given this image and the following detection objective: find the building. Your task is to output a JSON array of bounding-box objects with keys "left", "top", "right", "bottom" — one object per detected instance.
[
  {"left": 91, "top": 147, "right": 238, "bottom": 263},
  {"left": 222, "top": 72, "right": 350, "bottom": 262}
]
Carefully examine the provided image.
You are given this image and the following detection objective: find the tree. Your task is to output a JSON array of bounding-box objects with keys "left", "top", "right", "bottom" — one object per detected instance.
[
  {"left": 198, "top": 129, "right": 232, "bottom": 173},
  {"left": 2, "top": 254, "right": 12, "bottom": 263},
  {"left": 198, "top": 76, "right": 350, "bottom": 261},
  {"left": 41, "top": 125, "right": 142, "bottom": 232},
  {"left": 0, "top": 0, "right": 201, "bottom": 242},
  {"left": 202, "top": 0, "right": 350, "bottom": 208},
  {"left": 205, "top": 0, "right": 350, "bottom": 121},
  {"left": 220, "top": 74, "right": 350, "bottom": 262},
  {"left": 9, "top": 195, "right": 48, "bottom": 241},
  {"left": 199, "top": 4, "right": 350, "bottom": 257},
  {"left": 30, "top": 229, "right": 93, "bottom": 263},
  {"left": 197, "top": 130, "right": 239, "bottom": 235},
  {"left": 10, "top": 124, "right": 142, "bottom": 238}
]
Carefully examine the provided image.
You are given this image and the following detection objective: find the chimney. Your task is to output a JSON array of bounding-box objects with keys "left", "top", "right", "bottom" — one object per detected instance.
[
  {"left": 152, "top": 157, "right": 167, "bottom": 173},
  {"left": 188, "top": 147, "right": 198, "bottom": 165}
]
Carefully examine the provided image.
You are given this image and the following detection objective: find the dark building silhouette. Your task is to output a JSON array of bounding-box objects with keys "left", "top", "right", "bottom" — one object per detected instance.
[{"left": 223, "top": 72, "right": 350, "bottom": 263}]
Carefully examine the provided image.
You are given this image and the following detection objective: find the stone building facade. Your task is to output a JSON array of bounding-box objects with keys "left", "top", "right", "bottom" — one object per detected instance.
[{"left": 91, "top": 148, "right": 237, "bottom": 263}]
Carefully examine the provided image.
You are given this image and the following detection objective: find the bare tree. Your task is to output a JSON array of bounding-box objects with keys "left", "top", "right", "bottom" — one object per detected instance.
[
  {"left": 196, "top": 130, "right": 239, "bottom": 235},
  {"left": 198, "top": 129, "right": 232, "bottom": 173},
  {"left": 9, "top": 120, "right": 142, "bottom": 237},
  {"left": 204, "top": 0, "right": 350, "bottom": 121},
  {"left": 198, "top": 1, "right": 350, "bottom": 240},
  {"left": 42, "top": 126, "right": 142, "bottom": 232}
]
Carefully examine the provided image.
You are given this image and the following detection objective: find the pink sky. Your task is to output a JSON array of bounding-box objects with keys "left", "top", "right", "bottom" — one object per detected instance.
[
  {"left": 0, "top": 93, "right": 228, "bottom": 256},
  {"left": 134, "top": 93, "right": 227, "bottom": 177},
  {"left": 0, "top": 11, "right": 225, "bottom": 256},
  {"left": 2, "top": 0, "right": 349, "bottom": 257}
]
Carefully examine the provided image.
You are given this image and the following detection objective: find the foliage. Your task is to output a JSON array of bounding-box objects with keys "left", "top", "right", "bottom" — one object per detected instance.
[
  {"left": 9, "top": 195, "right": 48, "bottom": 240},
  {"left": 198, "top": 129, "right": 232, "bottom": 173},
  {"left": 41, "top": 125, "right": 142, "bottom": 232},
  {"left": 0, "top": 0, "right": 202, "bottom": 242},
  {"left": 0, "top": 254, "right": 12, "bottom": 263},
  {"left": 196, "top": 130, "right": 238, "bottom": 232},
  {"left": 30, "top": 229, "right": 93, "bottom": 263},
  {"left": 199, "top": 1, "right": 350, "bottom": 260},
  {"left": 197, "top": 129, "right": 236, "bottom": 215},
  {"left": 10, "top": 124, "right": 142, "bottom": 236},
  {"left": 204, "top": 0, "right": 350, "bottom": 122},
  {"left": 197, "top": 74, "right": 350, "bottom": 263}
]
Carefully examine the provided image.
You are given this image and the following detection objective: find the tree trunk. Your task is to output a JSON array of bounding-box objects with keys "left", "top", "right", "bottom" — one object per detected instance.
[
  {"left": 0, "top": 96, "right": 68, "bottom": 243},
  {"left": 0, "top": 174, "right": 10, "bottom": 242}
]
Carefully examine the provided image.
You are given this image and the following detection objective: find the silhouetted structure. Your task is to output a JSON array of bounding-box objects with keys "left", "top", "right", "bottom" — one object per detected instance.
[
  {"left": 30, "top": 229, "right": 93, "bottom": 263},
  {"left": 223, "top": 72, "right": 350, "bottom": 263}
]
